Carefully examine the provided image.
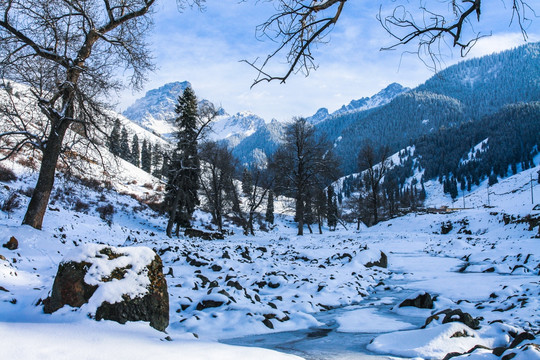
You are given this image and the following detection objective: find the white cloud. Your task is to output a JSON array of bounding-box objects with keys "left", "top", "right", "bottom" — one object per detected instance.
[{"left": 114, "top": 1, "right": 539, "bottom": 123}]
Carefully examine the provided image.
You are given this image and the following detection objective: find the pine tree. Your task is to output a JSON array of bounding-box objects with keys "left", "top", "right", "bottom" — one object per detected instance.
[
  {"left": 108, "top": 119, "right": 121, "bottom": 156},
  {"left": 141, "top": 139, "right": 152, "bottom": 173},
  {"left": 131, "top": 134, "right": 140, "bottom": 167},
  {"left": 119, "top": 126, "right": 131, "bottom": 161},
  {"left": 152, "top": 144, "right": 162, "bottom": 178},
  {"left": 166, "top": 87, "right": 200, "bottom": 236},
  {"left": 265, "top": 190, "right": 275, "bottom": 225}
]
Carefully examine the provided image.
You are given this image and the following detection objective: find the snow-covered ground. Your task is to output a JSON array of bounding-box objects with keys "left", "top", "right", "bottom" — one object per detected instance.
[{"left": 0, "top": 156, "right": 539, "bottom": 359}]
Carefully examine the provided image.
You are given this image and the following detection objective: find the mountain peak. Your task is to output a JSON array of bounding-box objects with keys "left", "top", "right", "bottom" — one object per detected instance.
[{"left": 306, "top": 83, "right": 410, "bottom": 125}]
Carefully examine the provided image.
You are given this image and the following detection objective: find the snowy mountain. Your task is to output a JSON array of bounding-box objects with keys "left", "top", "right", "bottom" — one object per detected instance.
[
  {"left": 123, "top": 81, "right": 266, "bottom": 144},
  {"left": 123, "top": 81, "right": 192, "bottom": 138},
  {"left": 306, "top": 83, "right": 410, "bottom": 125},
  {"left": 208, "top": 111, "right": 266, "bottom": 147}
]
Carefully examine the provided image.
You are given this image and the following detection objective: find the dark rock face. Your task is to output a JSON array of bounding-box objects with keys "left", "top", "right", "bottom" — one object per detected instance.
[
  {"left": 95, "top": 255, "right": 169, "bottom": 332},
  {"left": 184, "top": 228, "right": 224, "bottom": 240},
  {"left": 364, "top": 251, "right": 388, "bottom": 268},
  {"left": 43, "top": 247, "right": 169, "bottom": 332},
  {"left": 441, "top": 309, "right": 480, "bottom": 329},
  {"left": 3, "top": 236, "right": 18, "bottom": 250},
  {"left": 441, "top": 221, "right": 453, "bottom": 234},
  {"left": 423, "top": 308, "right": 480, "bottom": 329},
  {"left": 43, "top": 261, "right": 98, "bottom": 313},
  {"left": 399, "top": 292, "right": 434, "bottom": 309}
]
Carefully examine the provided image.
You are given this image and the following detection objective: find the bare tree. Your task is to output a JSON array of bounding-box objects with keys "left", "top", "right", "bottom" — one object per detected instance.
[
  {"left": 199, "top": 141, "right": 237, "bottom": 233},
  {"left": 245, "top": 0, "right": 535, "bottom": 84},
  {"left": 0, "top": 0, "right": 176, "bottom": 229},
  {"left": 270, "top": 117, "right": 340, "bottom": 235},
  {"left": 241, "top": 165, "right": 272, "bottom": 235},
  {"left": 358, "top": 142, "right": 390, "bottom": 226}
]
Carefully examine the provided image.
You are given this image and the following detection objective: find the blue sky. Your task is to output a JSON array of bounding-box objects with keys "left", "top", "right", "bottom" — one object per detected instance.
[{"left": 116, "top": 0, "right": 539, "bottom": 122}]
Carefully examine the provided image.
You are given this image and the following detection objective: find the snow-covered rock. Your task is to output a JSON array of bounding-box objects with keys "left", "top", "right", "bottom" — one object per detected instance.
[{"left": 43, "top": 244, "right": 169, "bottom": 331}]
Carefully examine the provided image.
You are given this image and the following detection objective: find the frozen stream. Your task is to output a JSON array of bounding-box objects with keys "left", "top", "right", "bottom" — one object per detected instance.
[
  {"left": 222, "top": 252, "right": 463, "bottom": 359},
  {"left": 222, "top": 250, "right": 535, "bottom": 359}
]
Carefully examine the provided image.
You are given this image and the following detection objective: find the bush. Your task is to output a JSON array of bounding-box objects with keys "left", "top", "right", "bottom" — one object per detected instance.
[
  {"left": 96, "top": 204, "right": 115, "bottom": 225},
  {"left": 0, "top": 164, "right": 17, "bottom": 182},
  {"left": 1, "top": 192, "right": 21, "bottom": 214},
  {"left": 73, "top": 199, "right": 90, "bottom": 213}
]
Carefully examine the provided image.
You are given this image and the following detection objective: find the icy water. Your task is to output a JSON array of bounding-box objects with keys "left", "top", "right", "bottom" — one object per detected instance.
[
  {"left": 222, "top": 287, "right": 424, "bottom": 359},
  {"left": 222, "top": 251, "right": 533, "bottom": 359},
  {"left": 222, "top": 252, "right": 444, "bottom": 359}
]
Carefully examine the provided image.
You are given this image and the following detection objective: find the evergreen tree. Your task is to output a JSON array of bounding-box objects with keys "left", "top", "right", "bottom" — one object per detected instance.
[
  {"left": 108, "top": 119, "right": 122, "bottom": 156},
  {"left": 488, "top": 173, "right": 498, "bottom": 186},
  {"left": 265, "top": 190, "right": 275, "bottom": 225},
  {"left": 131, "top": 134, "right": 140, "bottom": 167},
  {"left": 141, "top": 139, "right": 152, "bottom": 173},
  {"left": 152, "top": 144, "right": 162, "bottom": 177},
  {"left": 119, "top": 127, "right": 131, "bottom": 161},
  {"left": 166, "top": 87, "right": 201, "bottom": 236}
]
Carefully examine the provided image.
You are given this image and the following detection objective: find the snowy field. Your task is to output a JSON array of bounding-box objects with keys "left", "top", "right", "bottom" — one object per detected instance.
[{"left": 0, "top": 158, "right": 539, "bottom": 359}]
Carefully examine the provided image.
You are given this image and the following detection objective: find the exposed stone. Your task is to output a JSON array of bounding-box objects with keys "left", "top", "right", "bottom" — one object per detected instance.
[
  {"left": 3, "top": 236, "right": 18, "bottom": 250},
  {"left": 364, "top": 251, "right": 388, "bottom": 268},
  {"left": 442, "top": 309, "right": 480, "bottom": 329},
  {"left": 399, "top": 292, "right": 434, "bottom": 309},
  {"left": 43, "top": 261, "right": 98, "bottom": 312},
  {"left": 94, "top": 255, "right": 169, "bottom": 332},
  {"left": 509, "top": 332, "right": 535, "bottom": 349},
  {"left": 262, "top": 318, "right": 274, "bottom": 329},
  {"left": 196, "top": 300, "right": 224, "bottom": 310},
  {"left": 43, "top": 246, "right": 169, "bottom": 332},
  {"left": 184, "top": 228, "right": 224, "bottom": 241},
  {"left": 441, "top": 221, "right": 453, "bottom": 234}
]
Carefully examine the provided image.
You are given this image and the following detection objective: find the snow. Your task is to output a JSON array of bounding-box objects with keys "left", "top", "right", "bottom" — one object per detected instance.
[
  {"left": 336, "top": 307, "right": 415, "bottom": 333},
  {"left": 0, "top": 116, "right": 539, "bottom": 359},
  {"left": 367, "top": 322, "right": 499, "bottom": 359}
]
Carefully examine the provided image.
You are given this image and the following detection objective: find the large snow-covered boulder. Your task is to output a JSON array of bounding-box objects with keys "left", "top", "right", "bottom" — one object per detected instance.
[{"left": 43, "top": 244, "right": 169, "bottom": 331}]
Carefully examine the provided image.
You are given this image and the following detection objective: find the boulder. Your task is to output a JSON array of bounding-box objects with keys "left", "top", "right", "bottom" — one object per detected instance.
[
  {"left": 184, "top": 228, "right": 224, "bottom": 240},
  {"left": 3, "top": 236, "right": 18, "bottom": 250},
  {"left": 442, "top": 309, "right": 480, "bottom": 330},
  {"left": 423, "top": 308, "right": 480, "bottom": 329},
  {"left": 43, "top": 244, "right": 169, "bottom": 331},
  {"left": 399, "top": 292, "right": 435, "bottom": 309},
  {"left": 364, "top": 251, "right": 388, "bottom": 268}
]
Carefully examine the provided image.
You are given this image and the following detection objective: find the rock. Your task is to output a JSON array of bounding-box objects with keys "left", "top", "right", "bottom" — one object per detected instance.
[
  {"left": 399, "top": 292, "right": 435, "bottom": 309},
  {"left": 441, "top": 221, "right": 453, "bottom": 234},
  {"left": 441, "top": 309, "right": 480, "bottom": 329},
  {"left": 196, "top": 300, "right": 224, "bottom": 310},
  {"left": 442, "top": 352, "right": 463, "bottom": 360},
  {"left": 211, "top": 264, "right": 222, "bottom": 272},
  {"left": 3, "top": 236, "right": 18, "bottom": 250},
  {"left": 364, "top": 251, "right": 388, "bottom": 268},
  {"left": 43, "top": 261, "right": 98, "bottom": 312},
  {"left": 184, "top": 228, "right": 224, "bottom": 240},
  {"left": 43, "top": 244, "right": 169, "bottom": 332},
  {"left": 226, "top": 280, "right": 243, "bottom": 290},
  {"left": 509, "top": 332, "right": 535, "bottom": 349},
  {"left": 501, "top": 353, "right": 517, "bottom": 360},
  {"left": 262, "top": 318, "right": 274, "bottom": 329}
]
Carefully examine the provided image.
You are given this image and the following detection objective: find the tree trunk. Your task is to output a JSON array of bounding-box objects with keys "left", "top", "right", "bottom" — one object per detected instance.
[
  {"left": 22, "top": 122, "right": 69, "bottom": 229},
  {"left": 297, "top": 197, "right": 304, "bottom": 236},
  {"left": 166, "top": 190, "right": 181, "bottom": 237}
]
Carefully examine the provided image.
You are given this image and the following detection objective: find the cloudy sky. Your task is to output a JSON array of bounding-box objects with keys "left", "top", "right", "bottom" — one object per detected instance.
[{"left": 116, "top": 0, "right": 539, "bottom": 122}]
